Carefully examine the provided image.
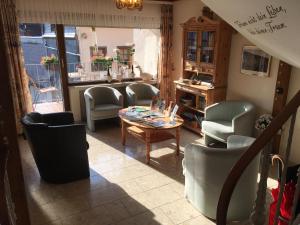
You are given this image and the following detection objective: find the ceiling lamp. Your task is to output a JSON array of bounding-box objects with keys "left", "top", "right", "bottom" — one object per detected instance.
[{"left": 115, "top": 0, "right": 143, "bottom": 11}]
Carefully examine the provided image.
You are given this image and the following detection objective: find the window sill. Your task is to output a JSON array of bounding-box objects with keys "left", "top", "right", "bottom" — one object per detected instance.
[{"left": 68, "top": 77, "right": 158, "bottom": 86}]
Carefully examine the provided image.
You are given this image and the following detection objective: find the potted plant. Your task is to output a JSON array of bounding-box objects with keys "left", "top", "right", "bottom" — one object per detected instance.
[
  {"left": 91, "top": 56, "right": 113, "bottom": 81},
  {"left": 255, "top": 114, "right": 273, "bottom": 136},
  {"left": 91, "top": 55, "right": 113, "bottom": 71},
  {"left": 40, "top": 54, "right": 59, "bottom": 71}
]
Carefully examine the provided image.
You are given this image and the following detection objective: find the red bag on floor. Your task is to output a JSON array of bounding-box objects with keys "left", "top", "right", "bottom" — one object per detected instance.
[{"left": 268, "top": 181, "right": 296, "bottom": 225}]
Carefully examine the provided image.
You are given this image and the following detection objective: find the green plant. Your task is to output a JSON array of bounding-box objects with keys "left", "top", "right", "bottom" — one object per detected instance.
[
  {"left": 40, "top": 54, "right": 59, "bottom": 65},
  {"left": 91, "top": 56, "right": 113, "bottom": 68}
]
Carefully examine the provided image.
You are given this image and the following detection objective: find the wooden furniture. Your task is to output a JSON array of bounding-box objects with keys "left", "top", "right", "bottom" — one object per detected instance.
[
  {"left": 119, "top": 109, "right": 184, "bottom": 164},
  {"left": 175, "top": 16, "right": 232, "bottom": 134}
]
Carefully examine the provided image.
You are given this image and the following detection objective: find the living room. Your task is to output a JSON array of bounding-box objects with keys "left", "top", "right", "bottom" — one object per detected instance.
[{"left": 1, "top": 0, "right": 300, "bottom": 225}]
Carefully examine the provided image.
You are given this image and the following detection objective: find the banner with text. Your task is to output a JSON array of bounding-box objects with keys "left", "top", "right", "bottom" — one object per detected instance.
[{"left": 202, "top": 0, "right": 300, "bottom": 68}]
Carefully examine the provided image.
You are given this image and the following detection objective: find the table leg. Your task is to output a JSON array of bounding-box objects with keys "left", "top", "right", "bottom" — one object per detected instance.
[
  {"left": 146, "top": 130, "right": 151, "bottom": 164},
  {"left": 121, "top": 120, "right": 126, "bottom": 146},
  {"left": 176, "top": 127, "right": 180, "bottom": 156}
]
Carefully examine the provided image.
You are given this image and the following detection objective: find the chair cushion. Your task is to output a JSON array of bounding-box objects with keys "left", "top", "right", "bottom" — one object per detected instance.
[
  {"left": 91, "top": 104, "right": 122, "bottom": 120},
  {"left": 136, "top": 99, "right": 152, "bottom": 106},
  {"left": 202, "top": 120, "right": 234, "bottom": 142}
]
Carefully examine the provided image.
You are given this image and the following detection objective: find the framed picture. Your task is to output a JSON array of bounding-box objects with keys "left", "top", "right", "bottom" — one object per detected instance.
[{"left": 241, "top": 46, "right": 271, "bottom": 77}]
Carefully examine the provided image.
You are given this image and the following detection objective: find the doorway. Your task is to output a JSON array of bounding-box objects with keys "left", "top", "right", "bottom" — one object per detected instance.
[{"left": 19, "top": 23, "right": 78, "bottom": 113}]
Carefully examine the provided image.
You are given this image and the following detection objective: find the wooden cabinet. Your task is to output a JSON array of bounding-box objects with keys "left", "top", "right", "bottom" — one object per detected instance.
[{"left": 175, "top": 16, "right": 232, "bottom": 134}]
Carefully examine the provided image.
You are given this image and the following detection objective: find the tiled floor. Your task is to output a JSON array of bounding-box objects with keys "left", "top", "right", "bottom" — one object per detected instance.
[{"left": 19, "top": 120, "right": 277, "bottom": 225}]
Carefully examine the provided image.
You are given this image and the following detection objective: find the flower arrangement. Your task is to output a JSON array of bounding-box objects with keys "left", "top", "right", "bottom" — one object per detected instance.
[
  {"left": 40, "top": 54, "right": 59, "bottom": 66},
  {"left": 91, "top": 56, "right": 113, "bottom": 68},
  {"left": 255, "top": 114, "right": 273, "bottom": 131},
  {"left": 128, "top": 44, "right": 135, "bottom": 56}
]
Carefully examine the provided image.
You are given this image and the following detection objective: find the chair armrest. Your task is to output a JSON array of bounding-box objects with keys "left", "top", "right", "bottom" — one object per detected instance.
[
  {"left": 204, "top": 102, "right": 225, "bottom": 120},
  {"left": 42, "top": 112, "right": 74, "bottom": 126},
  {"left": 232, "top": 110, "right": 256, "bottom": 136},
  {"left": 149, "top": 85, "right": 160, "bottom": 96},
  {"left": 126, "top": 87, "right": 137, "bottom": 106},
  {"left": 112, "top": 89, "right": 124, "bottom": 107},
  {"left": 84, "top": 91, "right": 95, "bottom": 110}
]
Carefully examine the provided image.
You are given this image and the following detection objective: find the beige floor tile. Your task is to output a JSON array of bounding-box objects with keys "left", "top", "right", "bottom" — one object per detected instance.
[
  {"left": 61, "top": 209, "right": 113, "bottom": 225},
  {"left": 21, "top": 124, "right": 270, "bottom": 225},
  {"left": 101, "top": 164, "right": 154, "bottom": 183},
  {"left": 160, "top": 198, "right": 200, "bottom": 224},
  {"left": 116, "top": 179, "right": 145, "bottom": 195},
  {"left": 134, "top": 172, "right": 174, "bottom": 191},
  {"left": 102, "top": 200, "right": 131, "bottom": 223},
  {"left": 29, "top": 203, "right": 61, "bottom": 224},
  {"left": 90, "top": 156, "right": 139, "bottom": 174},
  {"left": 121, "top": 195, "right": 149, "bottom": 216},
  {"left": 116, "top": 208, "right": 175, "bottom": 225},
  {"left": 47, "top": 195, "right": 90, "bottom": 219},
  {"left": 122, "top": 184, "right": 182, "bottom": 213},
  {"left": 84, "top": 184, "right": 129, "bottom": 207},
  {"left": 179, "top": 215, "right": 215, "bottom": 225}
]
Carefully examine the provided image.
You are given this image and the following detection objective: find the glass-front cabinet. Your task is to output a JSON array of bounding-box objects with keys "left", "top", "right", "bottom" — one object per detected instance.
[
  {"left": 176, "top": 16, "right": 233, "bottom": 135},
  {"left": 181, "top": 16, "right": 233, "bottom": 87},
  {"left": 186, "top": 31, "right": 198, "bottom": 62},
  {"left": 185, "top": 30, "right": 216, "bottom": 66},
  {"left": 200, "top": 31, "right": 215, "bottom": 65}
]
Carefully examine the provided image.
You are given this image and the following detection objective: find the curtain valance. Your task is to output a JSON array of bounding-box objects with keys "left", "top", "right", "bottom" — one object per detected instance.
[{"left": 16, "top": 0, "right": 161, "bottom": 29}]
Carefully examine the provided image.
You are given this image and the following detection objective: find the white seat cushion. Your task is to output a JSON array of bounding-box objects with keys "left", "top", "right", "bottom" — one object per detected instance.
[
  {"left": 91, "top": 104, "right": 122, "bottom": 120},
  {"left": 202, "top": 120, "right": 234, "bottom": 142}
]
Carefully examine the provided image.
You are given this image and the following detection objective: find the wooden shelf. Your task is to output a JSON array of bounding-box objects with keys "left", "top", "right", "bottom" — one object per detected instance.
[
  {"left": 201, "top": 47, "right": 214, "bottom": 50},
  {"left": 175, "top": 80, "right": 212, "bottom": 91},
  {"left": 180, "top": 103, "right": 204, "bottom": 114},
  {"left": 127, "top": 126, "right": 175, "bottom": 144},
  {"left": 184, "top": 68, "right": 214, "bottom": 76}
]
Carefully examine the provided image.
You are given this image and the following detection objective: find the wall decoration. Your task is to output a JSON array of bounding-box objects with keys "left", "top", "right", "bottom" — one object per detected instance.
[{"left": 241, "top": 46, "right": 271, "bottom": 77}]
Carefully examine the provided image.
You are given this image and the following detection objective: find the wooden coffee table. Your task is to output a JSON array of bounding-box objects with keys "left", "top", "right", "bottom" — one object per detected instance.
[{"left": 119, "top": 108, "right": 184, "bottom": 164}]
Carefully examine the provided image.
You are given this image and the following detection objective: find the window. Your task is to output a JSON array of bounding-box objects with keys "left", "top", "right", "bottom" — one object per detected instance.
[
  {"left": 65, "top": 27, "right": 160, "bottom": 84},
  {"left": 117, "top": 46, "right": 133, "bottom": 67},
  {"left": 19, "top": 24, "right": 43, "bottom": 36},
  {"left": 90, "top": 46, "right": 108, "bottom": 72}
]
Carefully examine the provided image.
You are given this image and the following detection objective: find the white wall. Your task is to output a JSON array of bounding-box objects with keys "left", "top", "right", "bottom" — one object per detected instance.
[
  {"left": 172, "top": 0, "right": 300, "bottom": 162},
  {"left": 280, "top": 68, "right": 300, "bottom": 163},
  {"left": 76, "top": 27, "right": 134, "bottom": 72},
  {"left": 133, "top": 29, "right": 160, "bottom": 77},
  {"left": 226, "top": 34, "right": 279, "bottom": 115}
]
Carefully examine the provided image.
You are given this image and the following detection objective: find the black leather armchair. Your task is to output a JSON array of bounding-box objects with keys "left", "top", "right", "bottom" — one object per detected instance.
[{"left": 22, "top": 112, "right": 90, "bottom": 183}]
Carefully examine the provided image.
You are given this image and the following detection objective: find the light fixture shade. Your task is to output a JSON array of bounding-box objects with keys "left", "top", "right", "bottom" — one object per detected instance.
[{"left": 115, "top": 0, "right": 143, "bottom": 11}]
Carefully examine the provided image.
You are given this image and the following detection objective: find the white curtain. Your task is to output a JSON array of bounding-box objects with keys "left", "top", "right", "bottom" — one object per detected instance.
[{"left": 16, "top": 0, "right": 161, "bottom": 29}]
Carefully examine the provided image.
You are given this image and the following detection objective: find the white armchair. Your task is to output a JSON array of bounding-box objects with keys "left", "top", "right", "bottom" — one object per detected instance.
[
  {"left": 126, "top": 83, "right": 160, "bottom": 106},
  {"left": 202, "top": 101, "right": 256, "bottom": 145},
  {"left": 182, "top": 135, "right": 260, "bottom": 221},
  {"left": 84, "top": 86, "right": 123, "bottom": 131}
]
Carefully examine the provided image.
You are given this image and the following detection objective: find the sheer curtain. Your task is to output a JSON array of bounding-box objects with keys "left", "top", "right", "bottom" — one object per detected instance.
[
  {"left": 1, "top": 0, "right": 32, "bottom": 134},
  {"left": 16, "top": 0, "right": 161, "bottom": 29}
]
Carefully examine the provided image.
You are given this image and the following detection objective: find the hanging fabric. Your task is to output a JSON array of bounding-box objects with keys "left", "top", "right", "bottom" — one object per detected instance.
[
  {"left": 0, "top": 0, "right": 33, "bottom": 134},
  {"left": 158, "top": 4, "right": 173, "bottom": 102},
  {"left": 16, "top": 0, "right": 161, "bottom": 29}
]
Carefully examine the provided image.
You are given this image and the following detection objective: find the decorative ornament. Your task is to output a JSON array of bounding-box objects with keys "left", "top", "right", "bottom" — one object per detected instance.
[{"left": 115, "top": 0, "right": 143, "bottom": 11}]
